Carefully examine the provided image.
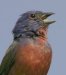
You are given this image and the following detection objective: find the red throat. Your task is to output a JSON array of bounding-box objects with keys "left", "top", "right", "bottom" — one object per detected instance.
[
  {"left": 37, "top": 27, "right": 48, "bottom": 40},
  {"left": 33, "top": 27, "right": 48, "bottom": 45}
]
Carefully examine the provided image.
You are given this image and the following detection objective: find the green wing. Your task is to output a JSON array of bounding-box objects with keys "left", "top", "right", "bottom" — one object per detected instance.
[{"left": 0, "top": 41, "right": 18, "bottom": 75}]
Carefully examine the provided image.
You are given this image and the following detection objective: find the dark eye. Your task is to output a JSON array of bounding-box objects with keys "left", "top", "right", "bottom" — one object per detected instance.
[{"left": 30, "top": 14, "right": 35, "bottom": 18}]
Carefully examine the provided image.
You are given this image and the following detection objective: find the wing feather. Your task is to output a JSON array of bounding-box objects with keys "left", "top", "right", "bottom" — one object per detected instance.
[{"left": 0, "top": 41, "right": 18, "bottom": 75}]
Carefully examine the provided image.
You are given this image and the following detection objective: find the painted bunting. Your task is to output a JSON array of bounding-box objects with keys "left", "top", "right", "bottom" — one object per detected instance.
[{"left": 0, "top": 11, "right": 55, "bottom": 75}]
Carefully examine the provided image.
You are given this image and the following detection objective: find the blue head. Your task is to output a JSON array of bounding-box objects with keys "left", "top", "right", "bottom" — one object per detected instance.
[{"left": 13, "top": 11, "right": 55, "bottom": 40}]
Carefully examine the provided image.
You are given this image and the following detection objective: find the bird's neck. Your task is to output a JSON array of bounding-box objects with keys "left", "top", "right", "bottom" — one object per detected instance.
[
  {"left": 31, "top": 28, "right": 48, "bottom": 45},
  {"left": 14, "top": 28, "right": 48, "bottom": 44}
]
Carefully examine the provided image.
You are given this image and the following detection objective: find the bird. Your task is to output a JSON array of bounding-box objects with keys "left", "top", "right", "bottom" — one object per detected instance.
[{"left": 0, "top": 11, "right": 55, "bottom": 75}]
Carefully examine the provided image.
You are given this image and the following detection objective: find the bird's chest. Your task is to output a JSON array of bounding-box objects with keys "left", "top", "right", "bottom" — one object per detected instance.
[
  {"left": 16, "top": 38, "right": 51, "bottom": 66},
  {"left": 9, "top": 39, "right": 52, "bottom": 75}
]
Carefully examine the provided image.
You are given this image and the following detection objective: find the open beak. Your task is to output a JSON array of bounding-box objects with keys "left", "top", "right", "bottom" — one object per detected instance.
[{"left": 42, "top": 12, "right": 56, "bottom": 24}]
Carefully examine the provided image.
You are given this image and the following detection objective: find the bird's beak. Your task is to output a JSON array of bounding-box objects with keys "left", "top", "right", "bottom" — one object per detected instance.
[{"left": 42, "top": 12, "right": 56, "bottom": 24}]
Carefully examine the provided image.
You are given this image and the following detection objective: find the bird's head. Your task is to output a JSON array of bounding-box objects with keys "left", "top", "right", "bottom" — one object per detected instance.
[{"left": 13, "top": 11, "right": 55, "bottom": 40}]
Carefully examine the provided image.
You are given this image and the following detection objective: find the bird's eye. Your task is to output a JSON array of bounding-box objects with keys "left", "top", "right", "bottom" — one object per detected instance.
[{"left": 30, "top": 14, "right": 35, "bottom": 18}]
